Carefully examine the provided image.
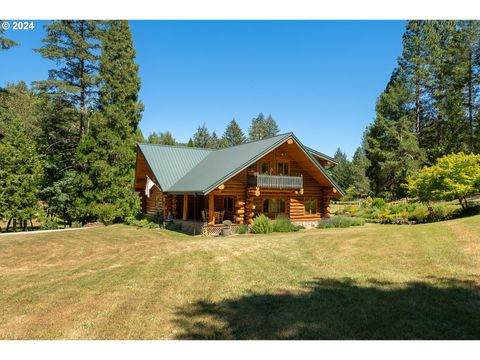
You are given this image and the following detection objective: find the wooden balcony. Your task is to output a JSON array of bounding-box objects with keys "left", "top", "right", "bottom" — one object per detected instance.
[{"left": 248, "top": 173, "right": 303, "bottom": 189}]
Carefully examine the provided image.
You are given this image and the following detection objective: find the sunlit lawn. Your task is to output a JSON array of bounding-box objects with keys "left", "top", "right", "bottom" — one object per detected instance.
[{"left": 0, "top": 216, "right": 479, "bottom": 339}]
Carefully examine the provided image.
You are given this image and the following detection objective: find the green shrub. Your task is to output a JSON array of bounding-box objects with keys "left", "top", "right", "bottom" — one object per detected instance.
[
  {"left": 222, "top": 220, "right": 232, "bottom": 226},
  {"left": 317, "top": 219, "right": 334, "bottom": 228},
  {"left": 410, "top": 204, "right": 429, "bottom": 223},
  {"left": 95, "top": 203, "right": 117, "bottom": 226},
  {"left": 371, "top": 197, "right": 386, "bottom": 209},
  {"left": 273, "top": 214, "right": 298, "bottom": 232},
  {"left": 317, "top": 216, "right": 365, "bottom": 228},
  {"left": 236, "top": 224, "right": 249, "bottom": 234},
  {"left": 332, "top": 216, "right": 365, "bottom": 228},
  {"left": 252, "top": 214, "right": 273, "bottom": 234},
  {"left": 71, "top": 221, "right": 82, "bottom": 228},
  {"left": 39, "top": 218, "right": 60, "bottom": 230}
]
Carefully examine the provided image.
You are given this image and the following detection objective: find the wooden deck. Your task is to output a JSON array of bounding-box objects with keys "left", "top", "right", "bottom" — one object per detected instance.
[{"left": 172, "top": 219, "right": 244, "bottom": 236}]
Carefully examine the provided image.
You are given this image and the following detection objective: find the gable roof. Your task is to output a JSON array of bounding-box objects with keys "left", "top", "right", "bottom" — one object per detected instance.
[
  {"left": 305, "top": 146, "right": 337, "bottom": 165},
  {"left": 167, "top": 133, "right": 292, "bottom": 194},
  {"left": 138, "top": 144, "right": 212, "bottom": 190},
  {"left": 137, "top": 132, "right": 345, "bottom": 197}
]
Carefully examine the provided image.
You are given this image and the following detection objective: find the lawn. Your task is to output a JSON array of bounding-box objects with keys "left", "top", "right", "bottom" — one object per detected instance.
[{"left": 0, "top": 216, "right": 479, "bottom": 340}]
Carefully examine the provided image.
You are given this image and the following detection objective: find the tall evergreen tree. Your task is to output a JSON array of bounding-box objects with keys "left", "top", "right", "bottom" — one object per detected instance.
[
  {"left": 75, "top": 20, "right": 143, "bottom": 221},
  {"left": 365, "top": 72, "right": 424, "bottom": 199},
  {"left": 399, "top": 21, "right": 429, "bottom": 137},
  {"left": 329, "top": 148, "right": 353, "bottom": 191},
  {"left": 347, "top": 146, "right": 371, "bottom": 199},
  {"left": 0, "top": 23, "right": 18, "bottom": 50},
  {"left": 265, "top": 114, "right": 280, "bottom": 137},
  {"left": 222, "top": 118, "right": 246, "bottom": 146},
  {"left": 34, "top": 20, "right": 100, "bottom": 139},
  {"left": 248, "top": 113, "right": 280, "bottom": 141},
  {"left": 193, "top": 124, "right": 212, "bottom": 148},
  {"left": 0, "top": 108, "right": 42, "bottom": 231},
  {"left": 147, "top": 131, "right": 176, "bottom": 145}
]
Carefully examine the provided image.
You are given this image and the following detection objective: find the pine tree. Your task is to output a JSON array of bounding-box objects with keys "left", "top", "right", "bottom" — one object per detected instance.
[
  {"left": 147, "top": 131, "right": 176, "bottom": 145},
  {"left": 0, "top": 24, "right": 18, "bottom": 50},
  {"left": 329, "top": 148, "right": 353, "bottom": 190},
  {"left": 187, "top": 138, "right": 194, "bottom": 147},
  {"left": 265, "top": 114, "right": 280, "bottom": 137},
  {"left": 0, "top": 112, "right": 42, "bottom": 231},
  {"left": 365, "top": 72, "right": 424, "bottom": 199},
  {"left": 34, "top": 20, "right": 100, "bottom": 139},
  {"left": 222, "top": 119, "right": 246, "bottom": 146},
  {"left": 75, "top": 20, "right": 143, "bottom": 221},
  {"left": 193, "top": 124, "right": 211, "bottom": 148},
  {"left": 446, "top": 21, "right": 480, "bottom": 153},
  {"left": 347, "top": 146, "right": 371, "bottom": 199},
  {"left": 399, "top": 21, "right": 429, "bottom": 137}
]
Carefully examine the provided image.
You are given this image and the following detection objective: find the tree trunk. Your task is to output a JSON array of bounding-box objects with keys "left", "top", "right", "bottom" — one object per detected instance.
[
  {"left": 468, "top": 48, "right": 474, "bottom": 152},
  {"left": 30, "top": 217, "right": 34, "bottom": 231},
  {"left": 6, "top": 218, "right": 11, "bottom": 232}
]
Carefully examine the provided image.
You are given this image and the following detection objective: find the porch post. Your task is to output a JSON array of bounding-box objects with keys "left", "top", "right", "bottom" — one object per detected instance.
[
  {"left": 208, "top": 192, "right": 215, "bottom": 224},
  {"left": 182, "top": 194, "right": 188, "bottom": 220}
]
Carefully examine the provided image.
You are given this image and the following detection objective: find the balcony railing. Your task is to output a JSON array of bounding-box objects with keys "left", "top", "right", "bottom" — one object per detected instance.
[{"left": 248, "top": 174, "right": 303, "bottom": 189}]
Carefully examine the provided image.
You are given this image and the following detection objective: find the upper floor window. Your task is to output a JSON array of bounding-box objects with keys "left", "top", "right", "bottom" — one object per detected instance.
[
  {"left": 260, "top": 161, "right": 271, "bottom": 174},
  {"left": 277, "top": 161, "right": 289, "bottom": 176}
]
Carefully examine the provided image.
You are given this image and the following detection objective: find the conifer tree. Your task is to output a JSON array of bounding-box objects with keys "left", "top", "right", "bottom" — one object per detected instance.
[
  {"left": 35, "top": 20, "right": 100, "bottom": 139},
  {"left": 0, "top": 25, "right": 17, "bottom": 50},
  {"left": 365, "top": 72, "right": 424, "bottom": 199},
  {"left": 76, "top": 20, "right": 143, "bottom": 221},
  {"left": 346, "top": 146, "right": 371, "bottom": 198},
  {"left": 193, "top": 124, "right": 212, "bottom": 148},
  {"left": 222, "top": 119, "right": 246, "bottom": 146},
  {"left": 0, "top": 112, "right": 42, "bottom": 231},
  {"left": 329, "top": 148, "right": 353, "bottom": 190},
  {"left": 147, "top": 131, "right": 176, "bottom": 145}
]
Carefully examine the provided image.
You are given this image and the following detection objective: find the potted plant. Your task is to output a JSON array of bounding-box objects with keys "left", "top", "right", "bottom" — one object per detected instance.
[{"left": 221, "top": 220, "right": 232, "bottom": 236}]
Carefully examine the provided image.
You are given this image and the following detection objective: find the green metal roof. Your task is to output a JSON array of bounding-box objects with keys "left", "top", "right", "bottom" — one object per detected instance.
[
  {"left": 167, "top": 133, "right": 292, "bottom": 193},
  {"left": 137, "top": 132, "right": 345, "bottom": 197},
  {"left": 138, "top": 144, "right": 212, "bottom": 190},
  {"left": 305, "top": 146, "right": 337, "bottom": 165}
]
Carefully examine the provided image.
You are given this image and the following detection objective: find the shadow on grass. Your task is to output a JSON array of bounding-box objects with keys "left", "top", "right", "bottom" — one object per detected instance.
[{"left": 174, "top": 277, "right": 480, "bottom": 339}]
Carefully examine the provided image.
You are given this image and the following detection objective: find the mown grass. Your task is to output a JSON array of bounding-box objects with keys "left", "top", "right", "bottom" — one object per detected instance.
[{"left": 0, "top": 217, "right": 479, "bottom": 339}]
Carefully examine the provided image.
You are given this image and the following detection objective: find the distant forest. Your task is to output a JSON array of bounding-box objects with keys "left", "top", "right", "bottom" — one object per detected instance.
[{"left": 1, "top": 20, "right": 480, "bottom": 230}]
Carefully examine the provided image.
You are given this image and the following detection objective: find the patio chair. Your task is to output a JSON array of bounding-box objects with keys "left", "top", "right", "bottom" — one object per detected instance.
[
  {"left": 214, "top": 211, "right": 220, "bottom": 224},
  {"left": 201, "top": 210, "right": 208, "bottom": 222},
  {"left": 220, "top": 210, "right": 225, "bottom": 223}
]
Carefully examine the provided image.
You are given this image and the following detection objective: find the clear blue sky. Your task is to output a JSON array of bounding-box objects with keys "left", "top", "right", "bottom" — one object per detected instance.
[{"left": 0, "top": 20, "right": 406, "bottom": 158}]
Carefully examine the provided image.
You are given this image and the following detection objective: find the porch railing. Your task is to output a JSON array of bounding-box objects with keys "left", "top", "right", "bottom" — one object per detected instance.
[{"left": 248, "top": 174, "right": 303, "bottom": 189}]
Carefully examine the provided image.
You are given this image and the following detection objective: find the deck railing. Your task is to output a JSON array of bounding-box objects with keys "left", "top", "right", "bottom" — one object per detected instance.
[{"left": 248, "top": 174, "right": 303, "bottom": 189}]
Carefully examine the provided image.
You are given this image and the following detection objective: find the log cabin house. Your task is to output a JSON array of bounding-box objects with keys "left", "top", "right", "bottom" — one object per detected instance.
[{"left": 134, "top": 132, "right": 344, "bottom": 234}]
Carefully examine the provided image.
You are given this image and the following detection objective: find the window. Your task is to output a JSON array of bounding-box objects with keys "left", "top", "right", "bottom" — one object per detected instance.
[
  {"left": 260, "top": 161, "right": 270, "bottom": 174},
  {"left": 277, "top": 161, "right": 289, "bottom": 175},
  {"left": 224, "top": 197, "right": 234, "bottom": 211},
  {"left": 263, "top": 198, "right": 286, "bottom": 213},
  {"left": 304, "top": 198, "right": 317, "bottom": 215}
]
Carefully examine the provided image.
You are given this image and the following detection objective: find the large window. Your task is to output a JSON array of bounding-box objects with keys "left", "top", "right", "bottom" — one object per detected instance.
[
  {"left": 304, "top": 198, "right": 317, "bottom": 215},
  {"left": 277, "top": 161, "right": 289, "bottom": 176},
  {"left": 224, "top": 197, "right": 234, "bottom": 211},
  {"left": 260, "top": 161, "right": 271, "bottom": 174},
  {"left": 263, "top": 198, "right": 286, "bottom": 213}
]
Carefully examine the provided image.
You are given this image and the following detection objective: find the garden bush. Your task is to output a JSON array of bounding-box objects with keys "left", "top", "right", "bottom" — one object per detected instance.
[
  {"left": 317, "top": 216, "right": 365, "bottom": 229},
  {"left": 95, "top": 203, "right": 117, "bottom": 226},
  {"left": 273, "top": 214, "right": 299, "bottom": 232},
  {"left": 252, "top": 214, "right": 273, "bottom": 234},
  {"left": 39, "top": 218, "right": 60, "bottom": 230},
  {"left": 236, "top": 224, "right": 249, "bottom": 234},
  {"left": 371, "top": 197, "right": 386, "bottom": 209}
]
